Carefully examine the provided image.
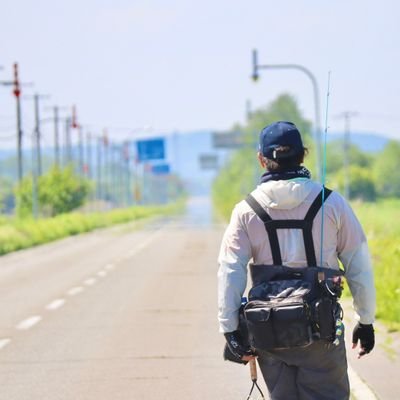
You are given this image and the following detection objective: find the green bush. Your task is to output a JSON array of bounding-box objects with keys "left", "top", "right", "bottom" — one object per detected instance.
[
  {"left": 325, "top": 140, "right": 373, "bottom": 175},
  {"left": 328, "top": 165, "right": 377, "bottom": 201},
  {"left": 15, "top": 166, "right": 91, "bottom": 218},
  {"left": 373, "top": 140, "right": 400, "bottom": 197}
]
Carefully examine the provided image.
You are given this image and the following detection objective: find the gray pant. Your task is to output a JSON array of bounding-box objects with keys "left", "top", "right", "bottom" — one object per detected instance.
[{"left": 257, "top": 338, "right": 350, "bottom": 400}]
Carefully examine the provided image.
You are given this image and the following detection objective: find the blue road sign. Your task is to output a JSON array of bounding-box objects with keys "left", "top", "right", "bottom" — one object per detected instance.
[
  {"left": 151, "top": 164, "right": 170, "bottom": 175},
  {"left": 136, "top": 138, "right": 165, "bottom": 162}
]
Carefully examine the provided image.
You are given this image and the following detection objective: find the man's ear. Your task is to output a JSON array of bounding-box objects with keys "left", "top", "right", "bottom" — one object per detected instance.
[{"left": 257, "top": 152, "right": 267, "bottom": 168}]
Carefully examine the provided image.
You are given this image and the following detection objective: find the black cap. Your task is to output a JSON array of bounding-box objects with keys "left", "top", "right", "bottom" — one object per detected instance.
[{"left": 259, "top": 121, "right": 304, "bottom": 159}]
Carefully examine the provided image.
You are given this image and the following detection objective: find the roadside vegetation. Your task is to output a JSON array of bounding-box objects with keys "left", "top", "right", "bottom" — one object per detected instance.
[
  {"left": 0, "top": 201, "right": 183, "bottom": 256},
  {"left": 14, "top": 166, "right": 91, "bottom": 218},
  {"left": 212, "top": 93, "right": 400, "bottom": 327},
  {"left": 352, "top": 200, "right": 400, "bottom": 329},
  {"left": 0, "top": 164, "right": 185, "bottom": 256}
]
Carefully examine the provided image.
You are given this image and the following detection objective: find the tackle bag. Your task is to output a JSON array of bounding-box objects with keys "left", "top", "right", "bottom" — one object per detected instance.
[
  {"left": 243, "top": 188, "right": 343, "bottom": 352},
  {"left": 244, "top": 265, "right": 343, "bottom": 351}
]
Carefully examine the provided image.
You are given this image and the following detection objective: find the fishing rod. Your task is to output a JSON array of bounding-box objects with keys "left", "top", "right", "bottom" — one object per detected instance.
[{"left": 320, "top": 72, "right": 331, "bottom": 267}]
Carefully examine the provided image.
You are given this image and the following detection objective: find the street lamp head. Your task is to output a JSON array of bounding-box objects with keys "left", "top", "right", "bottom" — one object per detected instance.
[{"left": 252, "top": 72, "right": 259, "bottom": 82}]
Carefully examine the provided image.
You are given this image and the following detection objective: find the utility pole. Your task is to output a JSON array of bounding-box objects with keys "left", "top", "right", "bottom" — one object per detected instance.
[
  {"left": 44, "top": 105, "right": 68, "bottom": 168},
  {"left": 246, "top": 99, "right": 252, "bottom": 121},
  {"left": 78, "top": 125, "right": 84, "bottom": 176},
  {"left": 31, "top": 128, "right": 39, "bottom": 219},
  {"left": 110, "top": 142, "right": 118, "bottom": 206},
  {"left": 117, "top": 144, "right": 124, "bottom": 207},
  {"left": 24, "top": 93, "right": 50, "bottom": 218},
  {"left": 0, "top": 63, "right": 33, "bottom": 181},
  {"left": 123, "top": 142, "right": 130, "bottom": 206},
  {"left": 71, "top": 105, "right": 81, "bottom": 174},
  {"left": 336, "top": 111, "right": 358, "bottom": 200},
  {"left": 64, "top": 117, "right": 72, "bottom": 165},
  {"left": 96, "top": 136, "right": 103, "bottom": 203},
  {"left": 53, "top": 106, "right": 60, "bottom": 167},
  {"left": 86, "top": 131, "right": 92, "bottom": 179},
  {"left": 32, "top": 94, "right": 50, "bottom": 176},
  {"left": 103, "top": 130, "right": 110, "bottom": 201},
  {"left": 34, "top": 94, "right": 42, "bottom": 176},
  {"left": 14, "top": 64, "right": 23, "bottom": 181}
]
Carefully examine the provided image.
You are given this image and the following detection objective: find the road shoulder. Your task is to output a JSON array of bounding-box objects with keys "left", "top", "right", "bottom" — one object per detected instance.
[{"left": 343, "top": 299, "right": 400, "bottom": 399}]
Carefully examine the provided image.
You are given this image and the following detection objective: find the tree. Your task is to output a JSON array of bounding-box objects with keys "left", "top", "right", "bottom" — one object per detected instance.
[
  {"left": 330, "top": 165, "right": 376, "bottom": 201},
  {"left": 15, "top": 166, "right": 91, "bottom": 218},
  {"left": 373, "top": 140, "right": 400, "bottom": 197},
  {"left": 326, "top": 140, "right": 374, "bottom": 175}
]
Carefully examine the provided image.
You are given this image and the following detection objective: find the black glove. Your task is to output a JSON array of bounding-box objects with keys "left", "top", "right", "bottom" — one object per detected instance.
[
  {"left": 223, "top": 330, "right": 253, "bottom": 364},
  {"left": 352, "top": 323, "right": 375, "bottom": 357}
]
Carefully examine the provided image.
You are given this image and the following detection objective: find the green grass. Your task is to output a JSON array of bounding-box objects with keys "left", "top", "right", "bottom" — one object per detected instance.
[
  {"left": 0, "top": 201, "right": 185, "bottom": 256},
  {"left": 352, "top": 199, "right": 400, "bottom": 328}
]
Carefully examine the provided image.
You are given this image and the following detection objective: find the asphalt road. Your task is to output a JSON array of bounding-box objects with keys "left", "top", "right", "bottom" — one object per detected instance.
[{"left": 0, "top": 197, "right": 398, "bottom": 399}]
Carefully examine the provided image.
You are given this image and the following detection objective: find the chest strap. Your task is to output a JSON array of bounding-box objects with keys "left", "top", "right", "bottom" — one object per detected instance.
[{"left": 245, "top": 187, "right": 332, "bottom": 267}]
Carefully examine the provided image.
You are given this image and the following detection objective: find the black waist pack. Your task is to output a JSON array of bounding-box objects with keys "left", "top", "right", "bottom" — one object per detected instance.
[
  {"left": 244, "top": 264, "right": 343, "bottom": 352},
  {"left": 243, "top": 189, "right": 343, "bottom": 352}
]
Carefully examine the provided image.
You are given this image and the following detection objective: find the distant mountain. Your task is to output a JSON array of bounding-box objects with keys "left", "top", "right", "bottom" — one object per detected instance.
[{"left": 327, "top": 132, "right": 390, "bottom": 153}]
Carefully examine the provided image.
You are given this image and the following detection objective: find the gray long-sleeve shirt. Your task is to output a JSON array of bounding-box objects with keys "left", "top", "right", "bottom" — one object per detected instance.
[{"left": 218, "top": 178, "right": 376, "bottom": 333}]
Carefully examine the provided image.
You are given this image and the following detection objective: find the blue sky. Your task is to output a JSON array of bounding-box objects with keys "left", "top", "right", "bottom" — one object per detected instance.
[{"left": 1, "top": 0, "right": 399, "bottom": 149}]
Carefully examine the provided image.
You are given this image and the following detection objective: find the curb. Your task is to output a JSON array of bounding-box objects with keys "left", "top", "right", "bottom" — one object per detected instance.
[{"left": 348, "top": 365, "right": 378, "bottom": 399}]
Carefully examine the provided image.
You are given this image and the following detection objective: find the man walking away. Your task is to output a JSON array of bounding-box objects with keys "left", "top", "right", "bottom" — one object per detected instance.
[{"left": 218, "top": 121, "right": 376, "bottom": 400}]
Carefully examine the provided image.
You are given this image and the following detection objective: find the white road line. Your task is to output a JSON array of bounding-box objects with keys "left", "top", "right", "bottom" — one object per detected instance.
[
  {"left": 348, "top": 364, "right": 378, "bottom": 399},
  {"left": 127, "top": 230, "right": 164, "bottom": 258},
  {"left": 16, "top": 316, "right": 42, "bottom": 330},
  {"left": 0, "top": 338, "right": 11, "bottom": 350},
  {"left": 45, "top": 299, "right": 66, "bottom": 311},
  {"left": 111, "top": 230, "right": 164, "bottom": 263},
  {"left": 105, "top": 263, "right": 115, "bottom": 270},
  {"left": 97, "top": 270, "right": 107, "bottom": 277},
  {"left": 67, "top": 286, "right": 84, "bottom": 296},
  {"left": 84, "top": 278, "right": 97, "bottom": 286}
]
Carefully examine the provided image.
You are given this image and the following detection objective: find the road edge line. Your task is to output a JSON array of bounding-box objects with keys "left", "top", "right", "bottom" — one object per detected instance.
[{"left": 348, "top": 364, "right": 378, "bottom": 399}]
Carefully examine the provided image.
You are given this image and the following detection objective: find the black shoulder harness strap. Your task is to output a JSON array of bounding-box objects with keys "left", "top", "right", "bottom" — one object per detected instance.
[{"left": 245, "top": 187, "right": 332, "bottom": 267}]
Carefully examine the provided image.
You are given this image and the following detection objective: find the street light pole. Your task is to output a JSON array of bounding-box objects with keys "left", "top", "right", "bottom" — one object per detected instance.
[
  {"left": 53, "top": 106, "right": 60, "bottom": 167},
  {"left": 252, "top": 49, "right": 322, "bottom": 181}
]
